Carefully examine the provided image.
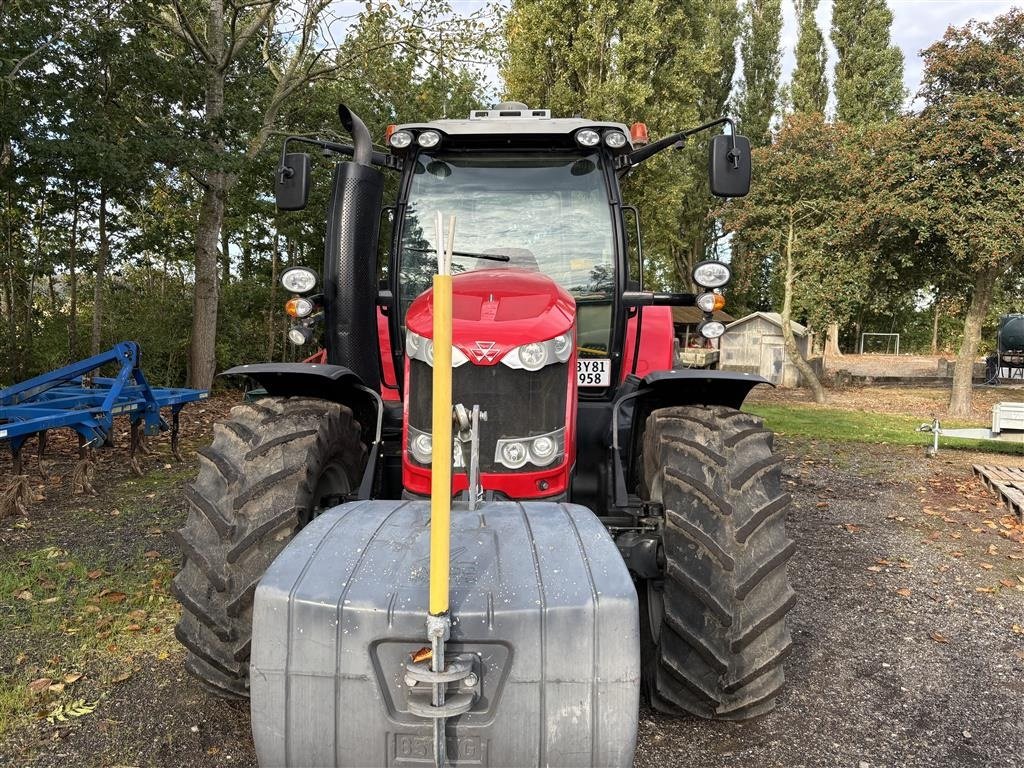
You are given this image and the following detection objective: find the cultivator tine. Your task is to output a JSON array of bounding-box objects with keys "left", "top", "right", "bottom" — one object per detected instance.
[
  {"left": 170, "top": 408, "right": 182, "bottom": 462},
  {"left": 37, "top": 431, "right": 48, "bottom": 480},
  {"left": 129, "top": 420, "right": 144, "bottom": 477},
  {"left": 11, "top": 445, "right": 23, "bottom": 477}
]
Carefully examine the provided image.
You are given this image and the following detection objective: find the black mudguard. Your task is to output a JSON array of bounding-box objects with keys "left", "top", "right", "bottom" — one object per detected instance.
[{"left": 221, "top": 362, "right": 364, "bottom": 403}]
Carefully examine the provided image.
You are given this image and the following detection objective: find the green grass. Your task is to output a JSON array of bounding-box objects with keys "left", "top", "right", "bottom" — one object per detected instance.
[
  {"left": 744, "top": 404, "right": 1024, "bottom": 455},
  {"left": 0, "top": 545, "right": 180, "bottom": 736}
]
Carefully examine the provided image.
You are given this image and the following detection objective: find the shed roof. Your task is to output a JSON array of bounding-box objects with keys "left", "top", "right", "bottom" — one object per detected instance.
[
  {"left": 671, "top": 307, "right": 734, "bottom": 325},
  {"left": 726, "top": 311, "right": 808, "bottom": 336}
]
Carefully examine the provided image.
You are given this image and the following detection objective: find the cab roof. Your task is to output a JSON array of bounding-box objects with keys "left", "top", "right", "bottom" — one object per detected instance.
[{"left": 394, "top": 103, "right": 633, "bottom": 148}]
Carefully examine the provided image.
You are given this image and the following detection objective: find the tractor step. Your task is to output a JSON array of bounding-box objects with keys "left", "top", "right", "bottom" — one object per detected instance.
[{"left": 250, "top": 499, "right": 640, "bottom": 767}]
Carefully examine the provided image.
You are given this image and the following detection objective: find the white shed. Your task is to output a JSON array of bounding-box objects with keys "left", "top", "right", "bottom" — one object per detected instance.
[{"left": 719, "top": 312, "right": 815, "bottom": 388}]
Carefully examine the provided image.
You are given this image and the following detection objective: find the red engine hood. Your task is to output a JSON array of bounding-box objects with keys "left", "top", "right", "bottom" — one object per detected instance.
[{"left": 405, "top": 268, "right": 576, "bottom": 365}]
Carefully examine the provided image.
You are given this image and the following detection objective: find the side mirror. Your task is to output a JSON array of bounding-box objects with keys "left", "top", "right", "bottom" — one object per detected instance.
[
  {"left": 275, "top": 153, "right": 311, "bottom": 211},
  {"left": 709, "top": 134, "right": 751, "bottom": 198}
]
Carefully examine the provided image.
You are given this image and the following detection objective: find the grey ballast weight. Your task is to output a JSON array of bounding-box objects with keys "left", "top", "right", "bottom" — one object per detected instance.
[{"left": 250, "top": 500, "right": 640, "bottom": 767}]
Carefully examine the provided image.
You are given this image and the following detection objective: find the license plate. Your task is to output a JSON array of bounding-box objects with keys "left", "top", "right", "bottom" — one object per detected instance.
[{"left": 577, "top": 358, "right": 610, "bottom": 387}]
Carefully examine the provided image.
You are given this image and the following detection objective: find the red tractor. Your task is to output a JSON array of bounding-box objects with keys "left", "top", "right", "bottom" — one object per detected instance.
[{"left": 174, "top": 102, "right": 793, "bottom": 725}]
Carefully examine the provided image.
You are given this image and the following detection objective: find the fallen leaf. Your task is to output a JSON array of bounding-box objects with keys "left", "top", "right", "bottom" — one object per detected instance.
[
  {"left": 930, "top": 632, "right": 949, "bottom": 644},
  {"left": 87, "top": 570, "right": 103, "bottom": 580},
  {"left": 143, "top": 550, "right": 160, "bottom": 560},
  {"left": 111, "top": 670, "right": 132, "bottom": 684},
  {"left": 842, "top": 523, "right": 862, "bottom": 533},
  {"left": 39, "top": 597, "right": 59, "bottom": 605},
  {"left": 979, "top": 563, "right": 994, "bottom": 570},
  {"left": 867, "top": 565, "right": 883, "bottom": 573},
  {"left": 988, "top": 544, "right": 999, "bottom": 556},
  {"left": 1000, "top": 579, "right": 1016, "bottom": 588},
  {"left": 976, "top": 587, "right": 997, "bottom": 594},
  {"left": 14, "top": 590, "right": 33, "bottom": 601},
  {"left": 63, "top": 673, "right": 82, "bottom": 684},
  {"left": 28, "top": 678, "right": 52, "bottom": 694},
  {"left": 100, "top": 591, "right": 126, "bottom": 604},
  {"left": 895, "top": 588, "right": 912, "bottom": 597},
  {"left": 125, "top": 624, "right": 142, "bottom": 632},
  {"left": 47, "top": 682, "right": 65, "bottom": 694}
]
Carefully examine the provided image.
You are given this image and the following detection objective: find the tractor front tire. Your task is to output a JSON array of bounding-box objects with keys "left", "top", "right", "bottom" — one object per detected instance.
[
  {"left": 640, "top": 405, "right": 795, "bottom": 720},
  {"left": 173, "top": 397, "right": 366, "bottom": 698}
]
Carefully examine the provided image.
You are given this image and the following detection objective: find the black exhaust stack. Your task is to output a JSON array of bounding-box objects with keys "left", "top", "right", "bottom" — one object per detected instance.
[{"left": 323, "top": 104, "right": 384, "bottom": 391}]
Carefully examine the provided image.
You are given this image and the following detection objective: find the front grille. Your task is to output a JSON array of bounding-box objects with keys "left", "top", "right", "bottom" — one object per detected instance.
[{"left": 408, "top": 359, "right": 568, "bottom": 472}]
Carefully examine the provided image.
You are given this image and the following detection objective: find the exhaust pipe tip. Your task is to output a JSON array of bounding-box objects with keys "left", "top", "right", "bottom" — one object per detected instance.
[{"left": 338, "top": 103, "right": 372, "bottom": 167}]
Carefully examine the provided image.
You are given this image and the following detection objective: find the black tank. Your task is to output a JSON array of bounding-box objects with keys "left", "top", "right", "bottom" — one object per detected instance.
[{"left": 998, "top": 315, "right": 1024, "bottom": 354}]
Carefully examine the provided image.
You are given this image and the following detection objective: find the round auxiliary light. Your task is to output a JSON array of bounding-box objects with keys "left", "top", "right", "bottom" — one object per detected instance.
[
  {"left": 501, "top": 441, "right": 529, "bottom": 470},
  {"left": 692, "top": 260, "right": 732, "bottom": 289},
  {"left": 575, "top": 129, "right": 601, "bottom": 148},
  {"left": 696, "top": 292, "right": 717, "bottom": 313},
  {"left": 281, "top": 266, "right": 318, "bottom": 294},
  {"left": 412, "top": 433, "right": 433, "bottom": 463},
  {"left": 699, "top": 320, "right": 727, "bottom": 340},
  {"left": 423, "top": 339, "right": 435, "bottom": 366},
  {"left": 518, "top": 342, "right": 548, "bottom": 370},
  {"left": 285, "top": 297, "right": 314, "bottom": 318},
  {"left": 288, "top": 326, "right": 312, "bottom": 345},
  {"left": 389, "top": 129, "right": 414, "bottom": 149},
  {"left": 604, "top": 130, "right": 627, "bottom": 149},
  {"left": 531, "top": 436, "right": 556, "bottom": 463},
  {"left": 552, "top": 332, "right": 572, "bottom": 359},
  {"left": 417, "top": 130, "right": 441, "bottom": 148}
]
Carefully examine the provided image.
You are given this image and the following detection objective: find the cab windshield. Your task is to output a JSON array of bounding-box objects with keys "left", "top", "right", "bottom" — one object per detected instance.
[{"left": 398, "top": 152, "right": 615, "bottom": 356}]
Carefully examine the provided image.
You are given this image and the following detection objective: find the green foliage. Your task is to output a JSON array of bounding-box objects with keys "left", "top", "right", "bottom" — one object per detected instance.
[
  {"left": 502, "top": 0, "right": 743, "bottom": 288},
  {"left": 735, "top": 0, "right": 782, "bottom": 145},
  {"left": 831, "top": 0, "right": 904, "bottom": 124},
  {"left": 790, "top": 0, "right": 828, "bottom": 114}
]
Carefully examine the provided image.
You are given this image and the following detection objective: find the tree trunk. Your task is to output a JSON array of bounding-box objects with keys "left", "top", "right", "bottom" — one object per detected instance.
[
  {"left": 781, "top": 212, "right": 826, "bottom": 404},
  {"left": 187, "top": 0, "right": 228, "bottom": 390},
  {"left": 931, "top": 294, "right": 941, "bottom": 356},
  {"left": 267, "top": 229, "right": 279, "bottom": 360},
  {"left": 91, "top": 187, "right": 108, "bottom": 355},
  {"left": 68, "top": 194, "right": 80, "bottom": 360},
  {"left": 220, "top": 220, "right": 230, "bottom": 289},
  {"left": 948, "top": 265, "right": 998, "bottom": 418},
  {"left": 825, "top": 322, "right": 842, "bottom": 357}
]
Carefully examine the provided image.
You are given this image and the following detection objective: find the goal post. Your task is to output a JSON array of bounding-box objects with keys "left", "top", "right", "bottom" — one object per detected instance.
[{"left": 858, "top": 332, "right": 900, "bottom": 355}]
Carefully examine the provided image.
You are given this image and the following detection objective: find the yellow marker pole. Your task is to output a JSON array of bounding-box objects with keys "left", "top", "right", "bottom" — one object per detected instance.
[{"left": 429, "top": 213, "right": 454, "bottom": 617}]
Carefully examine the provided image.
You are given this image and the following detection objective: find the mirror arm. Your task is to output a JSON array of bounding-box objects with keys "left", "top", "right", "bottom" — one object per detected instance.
[
  {"left": 623, "top": 291, "right": 697, "bottom": 307},
  {"left": 627, "top": 117, "right": 737, "bottom": 168},
  {"left": 277, "top": 135, "right": 402, "bottom": 176}
]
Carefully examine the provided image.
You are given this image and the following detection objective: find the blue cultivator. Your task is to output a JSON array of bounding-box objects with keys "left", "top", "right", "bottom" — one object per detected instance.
[{"left": 0, "top": 341, "right": 207, "bottom": 485}]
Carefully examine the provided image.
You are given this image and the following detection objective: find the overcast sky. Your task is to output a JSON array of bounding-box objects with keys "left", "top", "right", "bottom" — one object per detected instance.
[{"left": 780, "top": 0, "right": 1021, "bottom": 110}]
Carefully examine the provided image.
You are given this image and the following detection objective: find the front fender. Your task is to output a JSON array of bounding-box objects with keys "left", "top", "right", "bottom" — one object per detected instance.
[
  {"left": 638, "top": 369, "right": 772, "bottom": 410},
  {"left": 221, "top": 362, "right": 363, "bottom": 403}
]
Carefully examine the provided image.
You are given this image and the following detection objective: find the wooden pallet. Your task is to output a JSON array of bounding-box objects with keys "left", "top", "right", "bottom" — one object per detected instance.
[{"left": 973, "top": 464, "right": 1024, "bottom": 521}]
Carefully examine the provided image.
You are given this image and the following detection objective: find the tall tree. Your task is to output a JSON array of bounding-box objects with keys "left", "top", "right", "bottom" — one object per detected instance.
[
  {"left": 790, "top": 0, "right": 828, "bottom": 113},
  {"left": 883, "top": 11, "right": 1024, "bottom": 417},
  {"left": 831, "top": 0, "right": 904, "bottom": 124},
  {"left": 735, "top": 0, "right": 783, "bottom": 145}
]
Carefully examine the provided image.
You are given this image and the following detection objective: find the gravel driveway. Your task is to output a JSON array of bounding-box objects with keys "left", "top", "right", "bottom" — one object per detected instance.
[{"left": 2, "top": 435, "right": 1022, "bottom": 768}]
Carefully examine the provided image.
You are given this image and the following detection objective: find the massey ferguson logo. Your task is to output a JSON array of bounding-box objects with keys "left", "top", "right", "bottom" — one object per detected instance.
[{"left": 471, "top": 341, "right": 498, "bottom": 362}]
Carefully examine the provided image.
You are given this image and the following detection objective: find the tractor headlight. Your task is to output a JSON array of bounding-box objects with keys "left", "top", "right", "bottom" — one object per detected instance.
[
  {"left": 408, "top": 425, "right": 433, "bottom": 464},
  {"left": 417, "top": 130, "right": 441, "bottom": 148},
  {"left": 285, "top": 297, "right": 315, "bottom": 318},
  {"left": 575, "top": 129, "right": 600, "bottom": 147},
  {"left": 288, "top": 325, "right": 313, "bottom": 345},
  {"left": 495, "top": 428, "right": 565, "bottom": 469},
  {"left": 501, "top": 332, "right": 573, "bottom": 370},
  {"left": 405, "top": 330, "right": 469, "bottom": 367},
  {"left": 389, "top": 129, "right": 414, "bottom": 149},
  {"left": 281, "top": 267, "right": 318, "bottom": 294},
  {"left": 692, "top": 260, "right": 732, "bottom": 289},
  {"left": 699, "top": 320, "right": 726, "bottom": 340},
  {"left": 604, "top": 130, "right": 627, "bottom": 149}
]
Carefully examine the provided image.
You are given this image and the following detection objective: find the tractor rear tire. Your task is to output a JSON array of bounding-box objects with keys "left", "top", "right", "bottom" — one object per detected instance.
[
  {"left": 173, "top": 397, "right": 366, "bottom": 699},
  {"left": 640, "top": 405, "right": 795, "bottom": 720}
]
